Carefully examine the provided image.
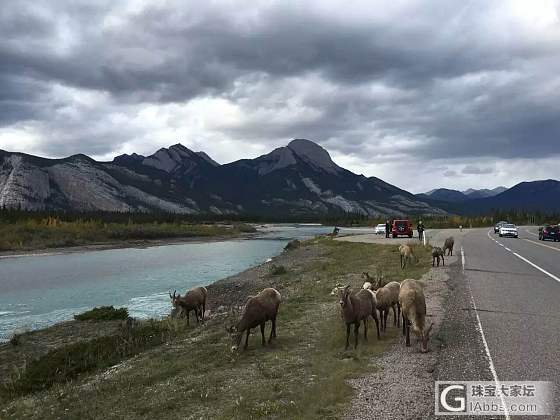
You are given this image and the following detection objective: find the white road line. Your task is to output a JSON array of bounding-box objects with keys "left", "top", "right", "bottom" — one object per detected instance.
[
  {"left": 462, "top": 245, "right": 511, "bottom": 420},
  {"left": 488, "top": 230, "right": 560, "bottom": 284},
  {"left": 512, "top": 252, "right": 560, "bottom": 283},
  {"left": 525, "top": 229, "right": 538, "bottom": 237},
  {"left": 524, "top": 238, "right": 560, "bottom": 253}
]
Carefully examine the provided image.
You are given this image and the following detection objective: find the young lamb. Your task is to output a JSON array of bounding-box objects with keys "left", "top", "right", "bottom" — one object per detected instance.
[
  {"left": 443, "top": 237, "right": 454, "bottom": 256},
  {"left": 431, "top": 247, "right": 445, "bottom": 267},
  {"left": 398, "top": 244, "right": 416, "bottom": 269},
  {"left": 338, "top": 286, "right": 380, "bottom": 349},
  {"left": 170, "top": 286, "right": 208, "bottom": 325},
  {"left": 375, "top": 281, "right": 401, "bottom": 331},
  {"left": 226, "top": 288, "right": 281, "bottom": 351},
  {"left": 398, "top": 279, "right": 433, "bottom": 353}
]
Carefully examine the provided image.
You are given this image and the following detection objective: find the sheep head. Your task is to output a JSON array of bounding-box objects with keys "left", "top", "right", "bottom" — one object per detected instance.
[
  {"left": 225, "top": 324, "right": 243, "bottom": 351},
  {"left": 338, "top": 285, "right": 351, "bottom": 308},
  {"left": 169, "top": 290, "right": 181, "bottom": 308},
  {"left": 420, "top": 322, "right": 434, "bottom": 353}
]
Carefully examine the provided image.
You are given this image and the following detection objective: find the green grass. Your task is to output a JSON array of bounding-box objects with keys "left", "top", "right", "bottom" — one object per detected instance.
[
  {"left": 0, "top": 239, "right": 431, "bottom": 419},
  {"left": 0, "top": 219, "right": 256, "bottom": 251},
  {"left": 74, "top": 306, "right": 129, "bottom": 322}
]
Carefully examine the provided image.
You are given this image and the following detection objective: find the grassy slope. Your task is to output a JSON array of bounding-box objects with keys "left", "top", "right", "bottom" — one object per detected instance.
[
  {"left": 0, "top": 220, "right": 255, "bottom": 252},
  {"left": 0, "top": 239, "right": 431, "bottom": 419}
]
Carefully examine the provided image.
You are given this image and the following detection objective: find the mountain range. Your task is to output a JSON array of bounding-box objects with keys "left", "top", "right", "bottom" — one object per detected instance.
[
  {"left": 0, "top": 139, "right": 558, "bottom": 217},
  {"left": 418, "top": 186, "right": 507, "bottom": 202},
  {"left": 0, "top": 139, "right": 443, "bottom": 217}
]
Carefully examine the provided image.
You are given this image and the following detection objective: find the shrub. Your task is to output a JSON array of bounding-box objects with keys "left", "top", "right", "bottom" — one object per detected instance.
[
  {"left": 270, "top": 264, "right": 287, "bottom": 276},
  {"left": 9, "top": 334, "right": 20, "bottom": 346},
  {"left": 74, "top": 306, "right": 129, "bottom": 321},
  {"left": 284, "top": 239, "right": 301, "bottom": 251},
  {"left": 3, "top": 321, "right": 170, "bottom": 397}
]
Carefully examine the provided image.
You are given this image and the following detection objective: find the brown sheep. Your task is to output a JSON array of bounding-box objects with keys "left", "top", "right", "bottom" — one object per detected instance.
[
  {"left": 398, "top": 279, "right": 433, "bottom": 353},
  {"left": 443, "top": 237, "right": 454, "bottom": 256},
  {"left": 338, "top": 286, "right": 380, "bottom": 349},
  {"left": 226, "top": 288, "right": 281, "bottom": 351},
  {"left": 432, "top": 247, "right": 445, "bottom": 267},
  {"left": 398, "top": 244, "right": 416, "bottom": 269},
  {"left": 375, "top": 281, "right": 401, "bottom": 331},
  {"left": 170, "top": 286, "right": 208, "bottom": 325}
]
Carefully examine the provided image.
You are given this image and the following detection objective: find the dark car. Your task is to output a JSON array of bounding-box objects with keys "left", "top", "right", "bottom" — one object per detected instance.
[
  {"left": 392, "top": 219, "right": 413, "bottom": 238},
  {"left": 539, "top": 225, "right": 559, "bottom": 242},
  {"left": 494, "top": 221, "right": 508, "bottom": 234}
]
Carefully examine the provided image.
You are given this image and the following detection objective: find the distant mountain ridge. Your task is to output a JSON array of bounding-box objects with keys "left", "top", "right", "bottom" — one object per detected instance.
[
  {"left": 0, "top": 139, "right": 444, "bottom": 217},
  {"left": 418, "top": 181, "right": 560, "bottom": 214}
]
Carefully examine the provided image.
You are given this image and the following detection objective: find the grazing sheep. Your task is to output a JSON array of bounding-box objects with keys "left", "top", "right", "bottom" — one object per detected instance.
[
  {"left": 398, "top": 244, "right": 416, "bottom": 269},
  {"left": 431, "top": 247, "right": 445, "bottom": 267},
  {"left": 375, "top": 281, "right": 401, "bottom": 331},
  {"left": 169, "top": 286, "right": 208, "bottom": 325},
  {"left": 443, "top": 237, "right": 454, "bottom": 256},
  {"left": 398, "top": 279, "right": 433, "bottom": 353},
  {"left": 338, "top": 286, "right": 380, "bottom": 349},
  {"left": 226, "top": 288, "right": 281, "bottom": 351}
]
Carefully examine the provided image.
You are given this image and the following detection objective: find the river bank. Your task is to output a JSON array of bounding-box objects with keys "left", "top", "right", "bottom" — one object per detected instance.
[
  {"left": 0, "top": 220, "right": 257, "bottom": 255},
  {"left": 1, "top": 237, "right": 432, "bottom": 419}
]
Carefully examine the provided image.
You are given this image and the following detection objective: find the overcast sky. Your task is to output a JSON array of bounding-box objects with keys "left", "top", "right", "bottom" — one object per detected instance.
[{"left": 1, "top": 0, "right": 559, "bottom": 193}]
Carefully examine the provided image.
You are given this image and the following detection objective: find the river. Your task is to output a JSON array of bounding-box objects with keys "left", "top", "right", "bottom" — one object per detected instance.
[{"left": 0, "top": 225, "right": 371, "bottom": 340}]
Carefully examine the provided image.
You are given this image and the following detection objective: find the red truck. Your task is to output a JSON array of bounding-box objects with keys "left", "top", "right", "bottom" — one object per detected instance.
[{"left": 392, "top": 219, "right": 413, "bottom": 238}]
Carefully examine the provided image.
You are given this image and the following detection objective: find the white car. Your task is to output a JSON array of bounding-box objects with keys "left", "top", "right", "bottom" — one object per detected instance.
[
  {"left": 374, "top": 223, "right": 386, "bottom": 235},
  {"left": 499, "top": 224, "right": 518, "bottom": 238}
]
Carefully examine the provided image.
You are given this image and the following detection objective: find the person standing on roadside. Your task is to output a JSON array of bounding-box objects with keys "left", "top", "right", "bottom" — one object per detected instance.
[
  {"left": 417, "top": 220, "right": 425, "bottom": 242},
  {"left": 385, "top": 219, "right": 391, "bottom": 238}
]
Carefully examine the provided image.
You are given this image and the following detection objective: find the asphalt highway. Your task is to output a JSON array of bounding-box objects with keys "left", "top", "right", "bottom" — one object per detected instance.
[{"left": 436, "top": 227, "right": 560, "bottom": 419}]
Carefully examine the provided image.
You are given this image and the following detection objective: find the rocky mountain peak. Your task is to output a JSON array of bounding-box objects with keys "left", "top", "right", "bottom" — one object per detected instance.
[{"left": 287, "top": 139, "right": 340, "bottom": 174}]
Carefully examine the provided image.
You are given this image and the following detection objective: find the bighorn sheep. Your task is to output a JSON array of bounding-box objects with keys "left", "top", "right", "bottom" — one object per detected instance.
[
  {"left": 443, "top": 237, "right": 454, "bottom": 256},
  {"left": 375, "top": 281, "right": 401, "bottom": 331},
  {"left": 338, "top": 286, "right": 380, "bottom": 349},
  {"left": 226, "top": 288, "right": 281, "bottom": 351},
  {"left": 431, "top": 247, "right": 445, "bottom": 267},
  {"left": 399, "top": 244, "right": 416, "bottom": 269},
  {"left": 169, "top": 286, "right": 208, "bottom": 325},
  {"left": 398, "top": 279, "right": 433, "bottom": 353}
]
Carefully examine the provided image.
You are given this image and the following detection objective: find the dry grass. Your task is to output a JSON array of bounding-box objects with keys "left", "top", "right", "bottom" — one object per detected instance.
[{"left": 0, "top": 239, "right": 431, "bottom": 419}]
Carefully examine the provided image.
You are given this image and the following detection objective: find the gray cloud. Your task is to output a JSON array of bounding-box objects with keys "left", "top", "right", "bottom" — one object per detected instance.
[
  {"left": 462, "top": 165, "right": 494, "bottom": 175},
  {"left": 1, "top": 0, "right": 560, "bottom": 190}
]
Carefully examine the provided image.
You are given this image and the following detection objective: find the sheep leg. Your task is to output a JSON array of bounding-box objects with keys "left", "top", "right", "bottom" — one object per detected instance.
[
  {"left": 244, "top": 329, "right": 250, "bottom": 349},
  {"left": 363, "top": 319, "right": 368, "bottom": 341},
  {"left": 402, "top": 314, "right": 406, "bottom": 336},
  {"left": 400, "top": 254, "right": 404, "bottom": 269},
  {"left": 354, "top": 323, "right": 359, "bottom": 349},
  {"left": 345, "top": 324, "right": 351, "bottom": 350},
  {"left": 392, "top": 304, "right": 397, "bottom": 327},
  {"left": 372, "top": 312, "right": 380, "bottom": 339},
  {"left": 384, "top": 310, "right": 389, "bottom": 331},
  {"left": 269, "top": 317, "right": 276, "bottom": 342},
  {"left": 260, "top": 323, "right": 266, "bottom": 346},
  {"left": 405, "top": 321, "right": 411, "bottom": 347},
  {"left": 186, "top": 311, "right": 190, "bottom": 326},
  {"left": 442, "top": 255, "right": 445, "bottom": 266},
  {"left": 194, "top": 308, "right": 200, "bottom": 324},
  {"left": 396, "top": 303, "right": 401, "bottom": 327}
]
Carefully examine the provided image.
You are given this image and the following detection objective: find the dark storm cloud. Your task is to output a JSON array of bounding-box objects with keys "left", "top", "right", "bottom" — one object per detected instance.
[{"left": 1, "top": 0, "right": 560, "bottom": 187}]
